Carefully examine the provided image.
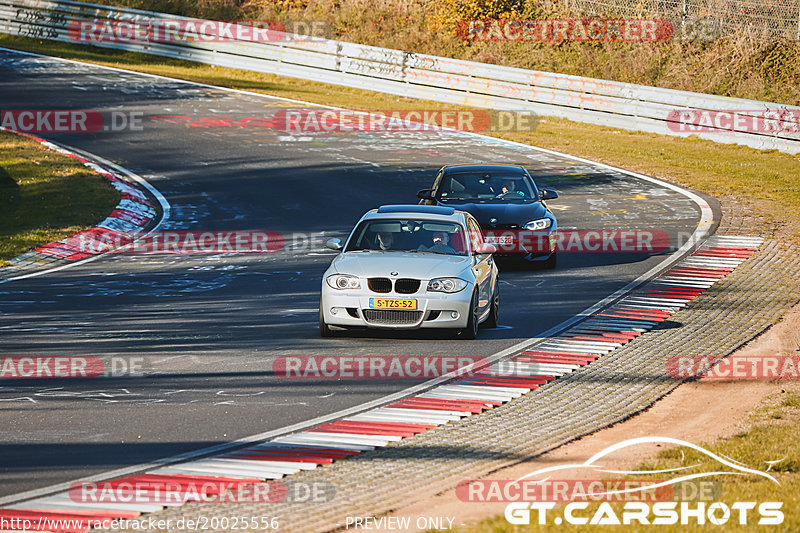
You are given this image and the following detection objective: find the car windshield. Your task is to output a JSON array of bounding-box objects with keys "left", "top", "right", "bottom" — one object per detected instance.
[
  {"left": 437, "top": 171, "right": 538, "bottom": 203},
  {"left": 345, "top": 219, "right": 469, "bottom": 256}
]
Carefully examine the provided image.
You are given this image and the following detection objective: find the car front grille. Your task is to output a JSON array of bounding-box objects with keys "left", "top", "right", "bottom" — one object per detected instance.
[
  {"left": 363, "top": 310, "right": 423, "bottom": 325},
  {"left": 485, "top": 223, "right": 522, "bottom": 230},
  {"left": 368, "top": 277, "right": 392, "bottom": 293},
  {"left": 368, "top": 277, "right": 421, "bottom": 294},
  {"left": 394, "top": 278, "right": 420, "bottom": 294}
]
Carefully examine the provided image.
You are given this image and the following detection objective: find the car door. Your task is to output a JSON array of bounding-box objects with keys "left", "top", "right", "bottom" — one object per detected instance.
[{"left": 467, "top": 216, "right": 494, "bottom": 314}]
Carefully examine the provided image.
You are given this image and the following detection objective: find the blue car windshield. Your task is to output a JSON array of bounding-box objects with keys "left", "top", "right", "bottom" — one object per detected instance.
[
  {"left": 345, "top": 219, "right": 469, "bottom": 255},
  {"left": 437, "top": 172, "right": 538, "bottom": 202}
]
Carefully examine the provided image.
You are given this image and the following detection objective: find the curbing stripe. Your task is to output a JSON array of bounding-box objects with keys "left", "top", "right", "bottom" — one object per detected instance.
[{"left": 0, "top": 132, "right": 170, "bottom": 284}]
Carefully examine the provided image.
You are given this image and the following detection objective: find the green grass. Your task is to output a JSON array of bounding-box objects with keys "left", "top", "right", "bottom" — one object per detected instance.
[
  {"left": 0, "top": 130, "right": 121, "bottom": 264},
  {"left": 2, "top": 34, "right": 799, "bottom": 242},
  {"left": 440, "top": 390, "right": 800, "bottom": 532},
  {"left": 781, "top": 392, "right": 800, "bottom": 409}
]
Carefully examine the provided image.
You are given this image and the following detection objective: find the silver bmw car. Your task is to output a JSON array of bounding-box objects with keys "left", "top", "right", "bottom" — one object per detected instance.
[{"left": 320, "top": 205, "right": 500, "bottom": 339}]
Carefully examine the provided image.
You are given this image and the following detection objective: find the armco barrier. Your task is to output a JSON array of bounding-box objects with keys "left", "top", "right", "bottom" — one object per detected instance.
[{"left": 1, "top": 0, "right": 799, "bottom": 153}]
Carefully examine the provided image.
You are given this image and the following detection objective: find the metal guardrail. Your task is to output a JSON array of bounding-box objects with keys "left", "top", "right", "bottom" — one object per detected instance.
[{"left": 1, "top": 0, "right": 799, "bottom": 154}]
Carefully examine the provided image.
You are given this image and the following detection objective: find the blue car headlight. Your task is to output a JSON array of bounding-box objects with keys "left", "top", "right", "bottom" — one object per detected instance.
[{"left": 524, "top": 218, "right": 553, "bottom": 231}]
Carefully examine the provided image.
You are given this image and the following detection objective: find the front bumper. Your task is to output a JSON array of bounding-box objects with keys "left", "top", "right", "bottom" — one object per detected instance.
[
  {"left": 484, "top": 228, "right": 556, "bottom": 260},
  {"left": 321, "top": 284, "right": 474, "bottom": 330}
]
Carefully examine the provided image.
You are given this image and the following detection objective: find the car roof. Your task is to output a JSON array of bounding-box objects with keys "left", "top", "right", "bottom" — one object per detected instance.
[
  {"left": 440, "top": 164, "right": 528, "bottom": 174},
  {"left": 363, "top": 204, "right": 467, "bottom": 223},
  {"left": 377, "top": 205, "right": 454, "bottom": 216}
]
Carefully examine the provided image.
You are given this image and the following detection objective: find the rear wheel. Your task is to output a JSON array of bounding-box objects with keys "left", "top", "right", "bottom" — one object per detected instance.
[{"left": 458, "top": 290, "right": 479, "bottom": 340}]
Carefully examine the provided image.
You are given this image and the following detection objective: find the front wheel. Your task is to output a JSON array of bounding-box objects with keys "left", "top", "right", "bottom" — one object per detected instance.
[
  {"left": 483, "top": 287, "right": 499, "bottom": 329},
  {"left": 319, "top": 300, "right": 335, "bottom": 338},
  {"left": 457, "top": 290, "right": 479, "bottom": 340},
  {"left": 540, "top": 252, "right": 557, "bottom": 270}
]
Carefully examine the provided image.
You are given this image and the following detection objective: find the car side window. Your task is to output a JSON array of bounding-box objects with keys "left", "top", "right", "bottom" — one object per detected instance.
[
  {"left": 525, "top": 173, "right": 540, "bottom": 200},
  {"left": 439, "top": 175, "right": 466, "bottom": 198}
]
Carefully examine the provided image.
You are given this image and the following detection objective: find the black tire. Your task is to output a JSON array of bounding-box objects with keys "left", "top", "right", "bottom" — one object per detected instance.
[
  {"left": 319, "top": 301, "right": 335, "bottom": 338},
  {"left": 458, "top": 290, "right": 479, "bottom": 340},
  {"left": 483, "top": 286, "right": 500, "bottom": 329}
]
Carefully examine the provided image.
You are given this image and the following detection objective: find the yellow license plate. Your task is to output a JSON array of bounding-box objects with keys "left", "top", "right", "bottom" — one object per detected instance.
[{"left": 369, "top": 298, "right": 417, "bottom": 310}]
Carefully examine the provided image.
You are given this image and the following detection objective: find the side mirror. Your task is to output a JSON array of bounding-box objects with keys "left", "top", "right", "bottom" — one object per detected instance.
[
  {"left": 416, "top": 189, "right": 434, "bottom": 201},
  {"left": 539, "top": 188, "right": 558, "bottom": 200},
  {"left": 325, "top": 238, "right": 343, "bottom": 251}
]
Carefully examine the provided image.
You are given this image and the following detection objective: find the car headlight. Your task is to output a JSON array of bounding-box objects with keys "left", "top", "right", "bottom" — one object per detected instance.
[
  {"left": 326, "top": 274, "right": 361, "bottom": 290},
  {"left": 524, "top": 218, "right": 553, "bottom": 231},
  {"left": 427, "top": 277, "right": 468, "bottom": 293}
]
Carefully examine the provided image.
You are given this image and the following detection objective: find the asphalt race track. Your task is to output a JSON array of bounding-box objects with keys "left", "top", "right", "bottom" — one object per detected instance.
[{"left": 0, "top": 49, "right": 709, "bottom": 498}]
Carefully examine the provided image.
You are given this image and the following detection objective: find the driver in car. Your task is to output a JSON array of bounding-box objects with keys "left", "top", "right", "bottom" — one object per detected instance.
[
  {"left": 376, "top": 231, "right": 394, "bottom": 250},
  {"left": 420, "top": 231, "right": 456, "bottom": 254},
  {"left": 495, "top": 178, "right": 525, "bottom": 197}
]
